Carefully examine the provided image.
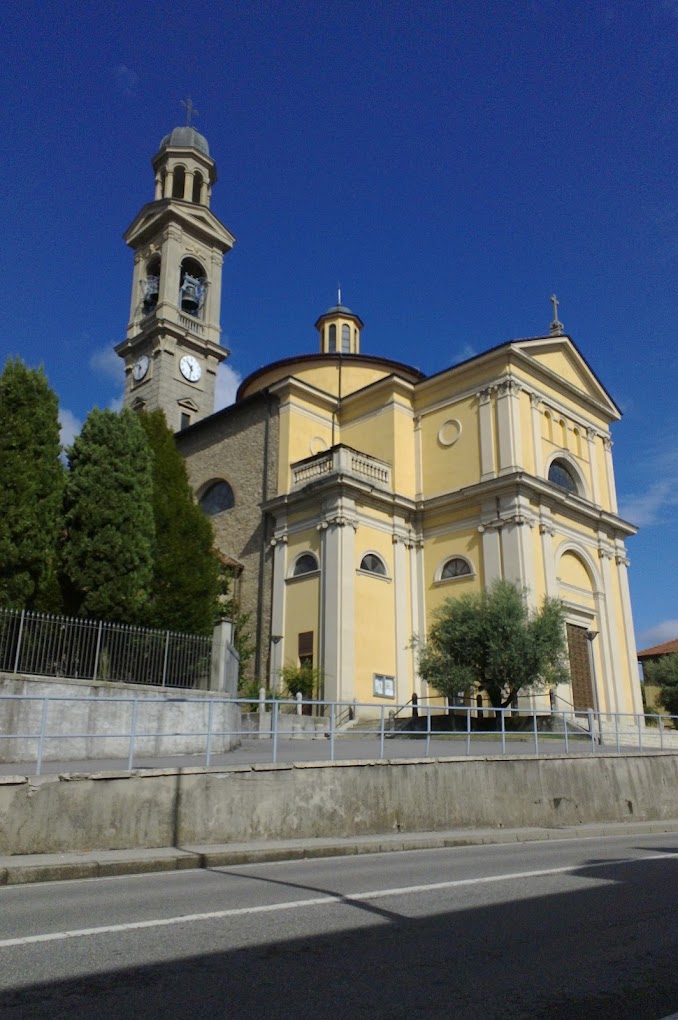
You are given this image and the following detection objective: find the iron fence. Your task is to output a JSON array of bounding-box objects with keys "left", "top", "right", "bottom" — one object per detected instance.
[
  {"left": 0, "top": 607, "right": 212, "bottom": 689},
  {"left": 0, "top": 692, "right": 676, "bottom": 776}
]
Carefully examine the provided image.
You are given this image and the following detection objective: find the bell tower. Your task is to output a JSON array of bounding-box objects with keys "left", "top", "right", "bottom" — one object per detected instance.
[
  {"left": 115, "top": 120, "right": 235, "bottom": 430},
  {"left": 315, "top": 292, "right": 363, "bottom": 355}
]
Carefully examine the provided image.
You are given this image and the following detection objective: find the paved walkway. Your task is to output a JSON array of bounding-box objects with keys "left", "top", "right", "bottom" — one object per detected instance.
[
  {"left": 0, "top": 731, "right": 660, "bottom": 777},
  {"left": 2, "top": 818, "right": 678, "bottom": 886}
]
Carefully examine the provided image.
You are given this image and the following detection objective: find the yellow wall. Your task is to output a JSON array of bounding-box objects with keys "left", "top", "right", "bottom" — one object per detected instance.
[
  {"left": 354, "top": 537, "right": 396, "bottom": 702},
  {"left": 419, "top": 394, "right": 481, "bottom": 497}
]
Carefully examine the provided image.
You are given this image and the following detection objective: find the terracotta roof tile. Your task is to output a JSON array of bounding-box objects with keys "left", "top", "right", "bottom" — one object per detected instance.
[{"left": 637, "top": 638, "right": 678, "bottom": 660}]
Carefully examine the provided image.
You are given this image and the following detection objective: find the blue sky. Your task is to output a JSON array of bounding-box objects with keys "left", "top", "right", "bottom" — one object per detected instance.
[{"left": 0, "top": 0, "right": 676, "bottom": 647}]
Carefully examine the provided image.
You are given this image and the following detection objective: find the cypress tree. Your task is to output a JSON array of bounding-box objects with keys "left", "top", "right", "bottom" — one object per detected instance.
[
  {"left": 61, "top": 408, "right": 155, "bottom": 622},
  {"left": 0, "top": 357, "right": 65, "bottom": 610},
  {"left": 139, "top": 410, "right": 220, "bottom": 635}
]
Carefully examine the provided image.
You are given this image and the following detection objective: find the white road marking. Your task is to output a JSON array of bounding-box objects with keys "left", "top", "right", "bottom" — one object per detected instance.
[{"left": 1, "top": 852, "right": 676, "bottom": 950}]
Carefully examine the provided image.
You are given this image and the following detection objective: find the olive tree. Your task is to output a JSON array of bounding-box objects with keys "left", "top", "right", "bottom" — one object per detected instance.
[{"left": 416, "top": 579, "right": 569, "bottom": 708}]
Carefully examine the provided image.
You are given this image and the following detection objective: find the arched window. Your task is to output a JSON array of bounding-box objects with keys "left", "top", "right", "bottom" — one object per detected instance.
[
  {"left": 293, "top": 553, "right": 319, "bottom": 576},
  {"left": 142, "top": 255, "right": 161, "bottom": 315},
  {"left": 192, "top": 171, "right": 203, "bottom": 204},
  {"left": 179, "top": 257, "right": 207, "bottom": 317},
  {"left": 328, "top": 324, "right": 336, "bottom": 352},
  {"left": 172, "top": 165, "right": 186, "bottom": 199},
  {"left": 199, "top": 481, "right": 235, "bottom": 516},
  {"left": 440, "top": 557, "right": 472, "bottom": 580},
  {"left": 359, "top": 553, "right": 387, "bottom": 576},
  {"left": 341, "top": 323, "right": 350, "bottom": 353},
  {"left": 548, "top": 458, "right": 579, "bottom": 494}
]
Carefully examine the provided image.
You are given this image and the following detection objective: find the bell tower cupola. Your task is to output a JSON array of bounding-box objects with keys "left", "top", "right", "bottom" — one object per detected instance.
[
  {"left": 315, "top": 290, "right": 363, "bottom": 355},
  {"left": 115, "top": 106, "right": 236, "bottom": 431}
]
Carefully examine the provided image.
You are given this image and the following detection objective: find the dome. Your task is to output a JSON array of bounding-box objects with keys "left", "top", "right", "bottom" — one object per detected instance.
[
  {"left": 158, "top": 126, "right": 210, "bottom": 156},
  {"left": 323, "top": 303, "right": 354, "bottom": 316}
]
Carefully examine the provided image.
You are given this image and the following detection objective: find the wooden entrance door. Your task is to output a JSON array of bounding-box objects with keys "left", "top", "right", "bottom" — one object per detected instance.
[{"left": 566, "top": 623, "right": 594, "bottom": 710}]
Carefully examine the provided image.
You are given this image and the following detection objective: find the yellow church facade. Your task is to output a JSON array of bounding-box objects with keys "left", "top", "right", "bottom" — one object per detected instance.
[
  {"left": 238, "top": 306, "right": 640, "bottom": 716},
  {"left": 119, "top": 123, "right": 642, "bottom": 718}
]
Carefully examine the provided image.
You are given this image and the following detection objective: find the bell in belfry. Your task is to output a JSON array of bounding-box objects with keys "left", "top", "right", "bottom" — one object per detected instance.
[
  {"left": 180, "top": 273, "right": 205, "bottom": 315},
  {"left": 142, "top": 274, "right": 159, "bottom": 314}
]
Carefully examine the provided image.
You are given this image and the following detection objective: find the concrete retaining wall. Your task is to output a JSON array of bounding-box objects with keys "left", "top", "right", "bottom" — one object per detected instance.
[
  {"left": 0, "top": 674, "right": 241, "bottom": 762},
  {"left": 2, "top": 752, "right": 678, "bottom": 856}
]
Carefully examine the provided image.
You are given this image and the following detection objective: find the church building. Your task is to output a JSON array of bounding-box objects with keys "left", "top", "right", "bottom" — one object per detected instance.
[{"left": 116, "top": 123, "right": 643, "bottom": 717}]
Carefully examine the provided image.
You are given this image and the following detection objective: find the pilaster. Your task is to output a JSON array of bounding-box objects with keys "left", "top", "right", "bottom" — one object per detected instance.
[
  {"left": 496, "top": 378, "right": 522, "bottom": 475},
  {"left": 586, "top": 427, "right": 601, "bottom": 506},
  {"left": 477, "top": 388, "right": 495, "bottom": 480},
  {"left": 269, "top": 528, "right": 288, "bottom": 690}
]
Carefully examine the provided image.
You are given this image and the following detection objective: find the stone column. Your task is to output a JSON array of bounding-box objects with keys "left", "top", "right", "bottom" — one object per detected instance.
[
  {"left": 319, "top": 506, "right": 356, "bottom": 704},
  {"left": 268, "top": 533, "right": 287, "bottom": 690},
  {"left": 538, "top": 516, "right": 558, "bottom": 597},
  {"left": 477, "top": 388, "right": 495, "bottom": 481},
  {"left": 603, "top": 437, "right": 618, "bottom": 512},
  {"left": 586, "top": 428, "right": 600, "bottom": 506},
  {"left": 496, "top": 379, "right": 522, "bottom": 475},
  {"left": 615, "top": 548, "right": 643, "bottom": 715},
  {"left": 183, "top": 169, "right": 194, "bottom": 201},
  {"left": 598, "top": 548, "right": 624, "bottom": 715},
  {"left": 479, "top": 513, "right": 502, "bottom": 584},
  {"left": 392, "top": 533, "right": 410, "bottom": 702},
  {"left": 530, "top": 393, "right": 543, "bottom": 477},
  {"left": 414, "top": 415, "right": 423, "bottom": 499},
  {"left": 210, "top": 619, "right": 235, "bottom": 693}
]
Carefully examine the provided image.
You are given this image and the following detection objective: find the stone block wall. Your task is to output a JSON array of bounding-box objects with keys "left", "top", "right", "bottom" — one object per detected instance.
[{"left": 176, "top": 393, "right": 279, "bottom": 684}]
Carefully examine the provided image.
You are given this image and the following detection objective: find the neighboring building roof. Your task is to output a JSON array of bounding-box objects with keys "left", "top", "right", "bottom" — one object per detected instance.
[
  {"left": 158, "top": 126, "right": 210, "bottom": 156},
  {"left": 637, "top": 638, "right": 678, "bottom": 661}
]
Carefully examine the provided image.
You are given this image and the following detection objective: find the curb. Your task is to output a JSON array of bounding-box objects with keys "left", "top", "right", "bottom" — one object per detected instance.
[{"left": 2, "top": 818, "right": 678, "bottom": 887}]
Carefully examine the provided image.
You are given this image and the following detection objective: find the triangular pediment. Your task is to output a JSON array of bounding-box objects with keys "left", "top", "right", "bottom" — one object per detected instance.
[
  {"left": 124, "top": 200, "right": 235, "bottom": 252},
  {"left": 511, "top": 336, "right": 620, "bottom": 418},
  {"left": 177, "top": 397, "right": 199, "bottom": 412}
]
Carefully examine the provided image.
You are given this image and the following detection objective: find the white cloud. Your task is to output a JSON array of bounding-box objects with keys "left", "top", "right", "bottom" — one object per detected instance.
[
  {"left": 451, "top": 343, "right": 476, "bottom": 365},
  {"left": 90, "top": 347, "right": 125, "bottom": 383},
  {"left": 638, "top": 619, "right": 678, "bottom": 649},
  {"left": 113, "top": 65, "right": 139, "bottom": 96},
  {"left": 59, "top": 408, "right": 82, "bottom": 450},
  {"left": 214, "top": 363, "right": 242, "bottom": 410},
  {"left": 618, "top": 480, "right": 678, "bottom": 527}
]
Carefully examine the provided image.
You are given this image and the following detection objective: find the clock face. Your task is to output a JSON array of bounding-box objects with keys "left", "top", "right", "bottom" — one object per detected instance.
[
  {"left": 132, "top": 355, "right": 149, "bottom": 381},
  {"left": 179, "top": 355, "right": 202, "bottom": 382}
]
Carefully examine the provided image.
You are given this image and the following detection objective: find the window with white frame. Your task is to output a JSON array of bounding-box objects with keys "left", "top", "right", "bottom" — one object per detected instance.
[
  {"left": 439, "top": 556, "right": 472, "bottom": 580},
  {"left": 359, "top": 553, "right": 387, "bottom": 576},
  {"left": 373, "top": 674, "right": 395, "bottom": 698},
  {"left": 292, "top": 553, "right": 319, "bottom": 577}
]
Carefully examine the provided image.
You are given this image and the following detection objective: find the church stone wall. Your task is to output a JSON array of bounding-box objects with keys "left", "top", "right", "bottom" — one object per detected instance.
[{"left": 176, "top": 395, "right": 280, "bottom": 684}]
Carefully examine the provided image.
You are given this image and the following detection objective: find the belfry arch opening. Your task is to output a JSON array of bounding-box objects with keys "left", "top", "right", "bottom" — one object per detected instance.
[
  {"left": 179, "top": 257, "right": 207, "bottom": 316},
  {"left": 192, "top": 171, "right": 204, "bottom": 204},
  {"left": 142, "top": 255, "right": 161, "bottom": 316},
  {"left": 172, "top": 165, "right": 186, "bottom": 199}
]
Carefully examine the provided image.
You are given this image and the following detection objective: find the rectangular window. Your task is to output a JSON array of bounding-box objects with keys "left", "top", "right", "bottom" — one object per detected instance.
[
  {"left": 180, "top": 412, "right": 191, "bottom": 430},
  {"left": 298, "top": 631, "right": 313, "bottom": 668},
  {"left": 373, "top": 674, "right": 395, "bottom": 698}
]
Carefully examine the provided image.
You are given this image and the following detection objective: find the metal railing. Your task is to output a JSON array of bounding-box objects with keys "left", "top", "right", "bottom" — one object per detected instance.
[
  {"left": 0, "top": 607, "right": 212, "bottom": 689},
  {"left": 1, "top": 693, "right": 676, "bottom": 776}
]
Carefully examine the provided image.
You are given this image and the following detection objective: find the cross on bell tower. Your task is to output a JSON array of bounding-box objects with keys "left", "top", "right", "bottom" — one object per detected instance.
[{"left": 114, "top": 112, "right": 236, "bottom": 431}]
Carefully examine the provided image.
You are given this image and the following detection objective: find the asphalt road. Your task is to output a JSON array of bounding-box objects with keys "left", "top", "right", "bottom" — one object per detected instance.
[{"left": 1, "top": 833, "right": 677, "bottom": 1019}]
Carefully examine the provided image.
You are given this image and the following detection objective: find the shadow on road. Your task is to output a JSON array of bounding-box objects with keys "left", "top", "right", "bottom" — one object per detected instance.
[{"left": 1, "top": 851, "right": 677, "bottom": 1020}]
